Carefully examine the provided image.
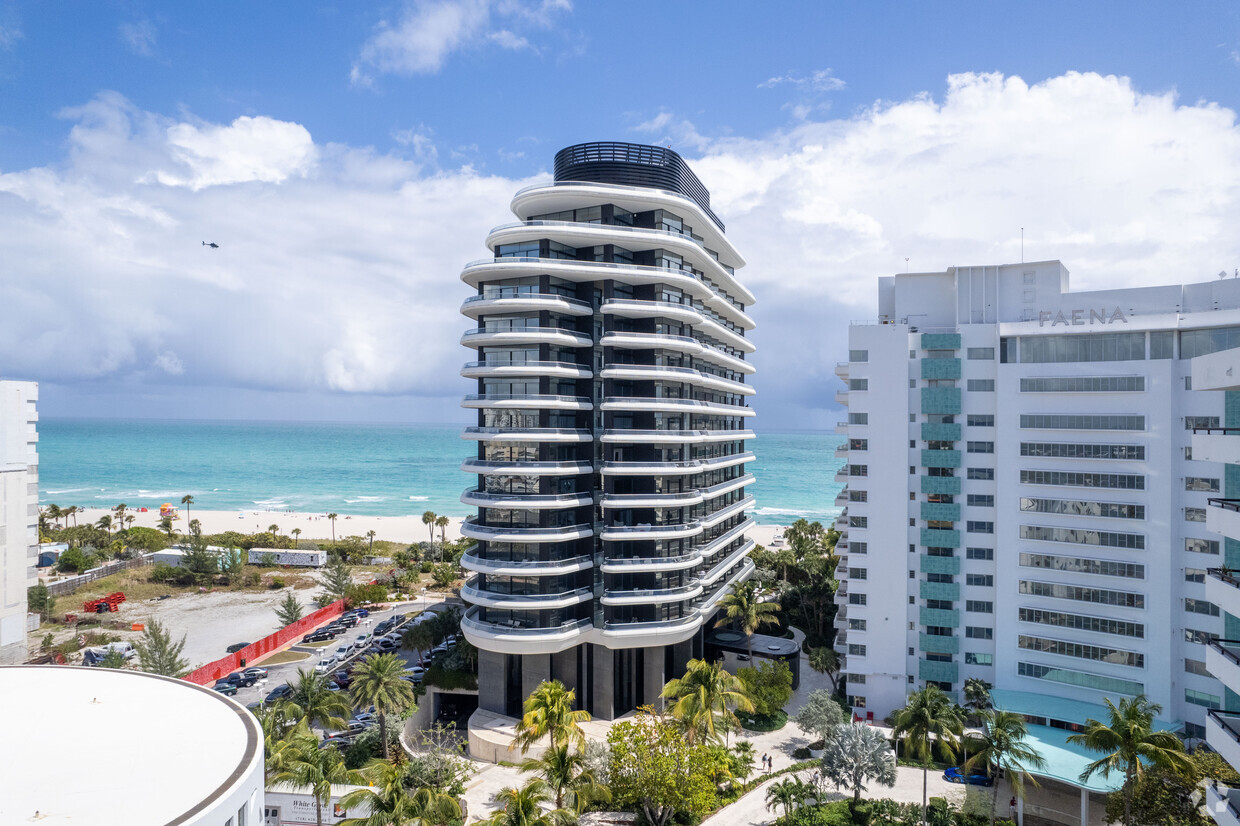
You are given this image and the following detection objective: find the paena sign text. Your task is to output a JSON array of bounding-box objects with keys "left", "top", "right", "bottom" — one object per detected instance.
[{"left": 1038, "top": 307, "right": 1128, "bottom": 327}]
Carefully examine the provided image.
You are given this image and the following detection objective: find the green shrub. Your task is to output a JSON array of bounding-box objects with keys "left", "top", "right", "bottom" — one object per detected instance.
[
  {"left": 420, "top": 561, "right": 434, "bottom": 573},
  {"left": 269, "top": 577, "right": 287, "bottom": 589},
  {"left": 422, "top": 664, "right": 478, "bottom": 691},
  {"left": 345, "top": 582, "right": 388, "bottom": 606},
  {"left": 791, "top": 746, "right": 811, "bottom": 760}
]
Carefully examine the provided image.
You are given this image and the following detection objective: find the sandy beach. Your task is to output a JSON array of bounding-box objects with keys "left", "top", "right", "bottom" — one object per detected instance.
[{"left": 74, "top": 507, "right": 791, "bottom": 548}]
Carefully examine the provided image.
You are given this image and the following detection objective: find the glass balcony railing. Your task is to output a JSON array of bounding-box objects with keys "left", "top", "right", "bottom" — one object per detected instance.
[
  {"left": 462, "top": 326, "right": 592, "bottom": 342},
  {"left": 462, "top": 393, "right": 592, "bottom": 405},
  {"left": 460, "top": 551, "right": 592, "bottom": 573},
  {"left": 461, "top": 516, "right": 593, "bottom": 538},
  {"left": 462, "top": 360, "right": 590, "bottom": 372},
  {"left": 460, "top": 488, "right": 592, "bottom": 506},
  {"left": 601, "top": 550, "right": 702, "bottom": 569},
  {"left": 464, "top": 291, "right": 591, "bottom": 310},
  {"left": 462, "top": 579, "right": 593, "bottom": 606},
  {"left": 463, "top": 607, "right": 592, "bottom": 635}
]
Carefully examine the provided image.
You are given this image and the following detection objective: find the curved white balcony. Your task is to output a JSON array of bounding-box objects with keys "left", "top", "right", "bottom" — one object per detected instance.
[
  {"left": 699, "top": 517, "right": 755, "bottom": 559},
  {"left": 461, "top": 292, "right": 593, "bottom": 318},
  {"left": 461, "top": 518, "right": 594, "bottom": 543},
  {"left": 461, "top": 394, "right": 593, "bottom": 411},
  {"left": 462, "top": 579, "right": 594, "bottom": 610},
  {"left": 600, "top": 581, "right": 703, "bottom": 606},
  {"left": 700, "top": 473, "right": 755, "bottom": 501},
  {"left": 510, "top": 182, "right": 750, "bottom": 296},
  {"left": 700, "top": 539, "right": 756, "bottom": 586},
  {"left": 460, "top": 551, "right": 593, "bottom": 576},
  {"left": 600, "top": 490, "right": 705, "bottom": 509},
  {"left": 834, "top": 468, "right": 849, "bottom": 483},
  {"left": 462, "top": 427, "right": 592, "bottom": 443},
  {"left": 600, "top": 428, "right": 755, "bottom": 444},
  {"left": 600, "top": 397, "right": 755, "bottom": 417},
  {"left": 460, "top": 488, "right": 594, "bottom": 510},
  {"left": 601, "top": 298, "right": 701, "bottom": 326},
  {"left": 599, "top": 550, "right": 703, "bottom": 573},
  {"left": 599, "top": 330, "right": 754, "bottom": 375},
  {"left": 599, "top": 521, "right": 704, "bottom": 542},
  {"left": 462, "top": 458, "right": 594, "bottom": 476},
  {"left": 598, "top": 613, "right": 702, "bottom": 643},
  {"left": 699, "top": 496, "right": 754, "bottom": 529},
  {"left": 461, "top": 326, "right": 593, "bottom": 349},
  {"left": 699, "top": 451, "right": 756, "bottom": 471},
  {"left": 599, "top": 364, "right": 756, "bottom": 397},
  {"left": 601, "top": 459, "right": 701, "bottom": 477},
  {"left": 698, "top": 557, "right": 755, "bottom": 614},
  {"left": 485, "top": 220, "right": 752, "bottom": 311},
  {"left": 461, "top": 608, "right": 592, "bottom": 655},
  {"left": 461, "top": 360, "right": 592, "bottom": 380},
  {"left": 461, "top": 257, "right": 752, "bottom": 334}
]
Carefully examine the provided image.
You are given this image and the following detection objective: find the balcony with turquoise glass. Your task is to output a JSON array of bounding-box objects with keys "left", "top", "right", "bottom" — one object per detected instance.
[
  {"left": 920, "top": 502, "right": 961, "bottom": 522},
  {"left": 921, "top": 449, "right": 961, "bottom": 468},
  {"left": 921, "top": 333, "right": 961, "bottom": 350},
  {"left": 919, "top": 633, "right": 960, "bottom": 654},
  {"left": 918, "top": 658, "right": 959, "bottom": 683},
  {"left": 921, "top": 358, "right": 962, "bottom": 380},
  {"left": 919, "top": 581, "right": 961, "bottom": 601},
  {"left": 921, "top": 387, "right": 961, "bottom": 415},
  {"left": 921, "top": 475, "right": 961, "bottom": 495},
  {"left": 919, "top": 607, "right": 960, "bottom": 627},
  {"left": 921, "top": 422, "right": 962, "bottom": 441},
  {"left": 920, "top": 527, "right": 960, "bottom": 547},
  {"left": 920, "top": 554, "right": 961, "bottom": 575}
]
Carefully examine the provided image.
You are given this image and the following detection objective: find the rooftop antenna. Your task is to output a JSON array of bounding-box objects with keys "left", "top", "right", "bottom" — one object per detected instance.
[
  {"left": 905, "top": 257, "right": 910, "bottom": 273},
  {"left": 1021, "top": 228, "right": 1024, "bottom": 264}
]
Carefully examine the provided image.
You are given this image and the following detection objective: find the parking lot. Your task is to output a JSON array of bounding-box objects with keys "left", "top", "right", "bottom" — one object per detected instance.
[{"left": 216, "top": 597, "right": 449, "bottom": 721}]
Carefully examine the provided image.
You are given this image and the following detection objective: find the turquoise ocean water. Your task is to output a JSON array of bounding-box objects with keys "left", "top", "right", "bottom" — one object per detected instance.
[{"left": 37, "top": 419, "right": 845, "bottom": 526}]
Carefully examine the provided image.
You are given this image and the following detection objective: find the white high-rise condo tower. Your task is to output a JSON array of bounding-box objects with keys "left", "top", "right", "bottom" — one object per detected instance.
[
  {"left": 458, "top": 142, "right": 756, "bottom": 721},
  {"left": 839, "top": 263, "right": 1240, "bottom": 820},
  {"left": 0, "top": 380, "right": 38, "bottom": 664}
]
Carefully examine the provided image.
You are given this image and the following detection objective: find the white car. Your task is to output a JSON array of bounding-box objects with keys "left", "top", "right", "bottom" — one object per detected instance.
[{"left": 315, "top": 655, "right": 339, "bottom": 673}]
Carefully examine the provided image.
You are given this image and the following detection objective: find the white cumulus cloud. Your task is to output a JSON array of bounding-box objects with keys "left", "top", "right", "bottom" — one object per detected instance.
[{"left": 157, "top": 116, "right": 318, "bottom": 190}]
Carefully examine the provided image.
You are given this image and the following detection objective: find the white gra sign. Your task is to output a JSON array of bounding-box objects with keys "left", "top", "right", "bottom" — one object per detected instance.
[{"left": 1038, "top": 307, "right": 1128, "bottom": 327}]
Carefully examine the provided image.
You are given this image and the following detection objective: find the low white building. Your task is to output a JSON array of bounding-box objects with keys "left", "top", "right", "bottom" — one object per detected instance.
[
  {"left": 248, "top": 548, "right": 327, "bottom": 567},
  {"left": 0, "top": 665, "right": 264, "bottom": 824},
  {"left": 0, "top": 381, "right": 38, "bottom": 665},
  {"left": 153, "top": 544, "right": 235, "bottom": 568}
]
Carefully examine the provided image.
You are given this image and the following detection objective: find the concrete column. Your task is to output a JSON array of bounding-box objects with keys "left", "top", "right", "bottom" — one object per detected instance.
[
  {"left": 1016, "top": 796, "right": 1023, "bottom": 826},
  {"left": 643, "top": 644, "right": 665, "bottom": 710},
  {"left": 592, "top": 644, "right": 615, "bottom": 720},
  {"left": 1080, "top": 788, "right": 1087, "bottom": 826},
  {"left": 522, "top": 653, "right": 551, "bottom": 704},
  {"left": 477, "top": 650, "right": 506, "bottom": 714}
]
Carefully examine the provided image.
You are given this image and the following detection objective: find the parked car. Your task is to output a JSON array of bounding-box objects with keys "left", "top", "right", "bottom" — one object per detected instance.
[
  {"left": 943, "top": 767, "right": 993, "bottom": 787},
  {"left": 334, "top": 645, "right": 352, "bottom": 659},
  {"left": 302, "top": 630, "right": 334, "bottom": 643},
  {"left": 407, "top": 665, "right": 426, "bottom": 679},
  {"left": 334, "top": 670, "right": 352, "bottom": 689},
  {"left": 340, "top": 615, "right": 360, "bottom": 628},
  {"left": 325, "top": 680, "right": 342, "bottom": 692},
  {"left": 219, "top": 671, "right": 260, "bottom": 687},
  {"left": 374, "top": 619, "right": 395, "bottom": 635},
  {"left": 353, "top": 711, "right": 378, "bottom": 725},
  {"left": 319, "top": 735, "right": 352, "bottom": 750},
  {"left": 226, "top": 642, "right": 251, "bottom": 654},
  {"left": 315, "top": 655, "right": 339, "bottom": 673},
  {"left": 242, "top": 667, "right": 268, "bottom": 681},
  {"left": 212, "top": 682, "right": 239, "bottom": 696},
  {"left": 349, "top": 608, "right": 370, "bottom": 618},
  {"left": 264, "top": 684, "right": 294, "bottom": 705},
  {"left": 375, "top": 639, "right": 398, "bottom": 652},
  {"left": 346, "top": 720, "right": 368, "bottom": 735}
]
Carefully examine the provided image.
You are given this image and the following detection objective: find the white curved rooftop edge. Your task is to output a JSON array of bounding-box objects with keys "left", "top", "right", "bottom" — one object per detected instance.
[{"left": 0, "top": 666, "right": 263, "bottom": 825}]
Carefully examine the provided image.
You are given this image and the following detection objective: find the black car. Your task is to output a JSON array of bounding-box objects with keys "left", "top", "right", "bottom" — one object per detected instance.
[
  {"left": 302, "top": 630, "right": 335, "bottom": 643},
  {"left": 334, "top": 670, "right": 352, "bottom": 689},
  {"left": 225, "top": 642, "right": 251, "bottom": 654},
  {"left": 374, "top": 619, "right": 395, "bottom": 635},
  {"left": 212, "top": 683, "right": 238, "bottom": 696},
  {"left": 264, "top": 684, "right": 294, "bottom": 705},
  {"left": 218, "top": 671, "right": 259, "bottom": 688},
  {"left": 339, "top": 616, "right": 360, "bottom": 628}
]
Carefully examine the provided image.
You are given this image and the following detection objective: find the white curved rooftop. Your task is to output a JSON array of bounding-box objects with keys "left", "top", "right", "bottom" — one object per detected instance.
[{"left": 0, "top": 665, "right": 261, "bottom": 824}]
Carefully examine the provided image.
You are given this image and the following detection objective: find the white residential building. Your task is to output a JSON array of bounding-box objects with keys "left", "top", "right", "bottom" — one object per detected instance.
[
  {"left": 0, "top": 381, "right": 38, "bottom": 664},
  {"left": 457, "top": 142, "right": 756, "bottom": 721},
  {"left": 838, "top": 262, "right": 1240, "bottom": 820},
  {"left": 1190, "top": 347, "right": 1240, "bottom": 825}
]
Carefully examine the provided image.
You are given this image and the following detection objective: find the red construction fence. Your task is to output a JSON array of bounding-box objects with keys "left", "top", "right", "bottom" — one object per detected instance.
[{"left": 182, "top": 599, "right": 347, "bottom": 685}]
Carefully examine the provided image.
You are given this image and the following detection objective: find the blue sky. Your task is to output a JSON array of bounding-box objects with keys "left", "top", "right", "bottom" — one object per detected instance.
[{"left": 2, "top": 1, "right": 1240, "bottom": 427}]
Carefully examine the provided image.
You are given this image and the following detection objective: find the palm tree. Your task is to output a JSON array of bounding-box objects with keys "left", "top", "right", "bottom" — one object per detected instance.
[
  {"left": 365, "top": 530, "right": 376, "bottom": 553},
  {"left": 422, "top": 511, "right": 437, "bottom": 559},
  {"left": 269, "top": 523, "right": 280, "bottom": 535},
  {"left": 765, "top": 777, "right": 802, "bottom": 824},
  {"left": 327, "top": 513, "right": 338, "bottom": 544},
  {"left": 1066, "top": 695, "right": 1192, "bottom": 826},
  {"left": 291, "top": 527, "right": 302, "bottom": 548},
  {"left": 158, "top": 515, "right": 177, "bottom": 540},
  {"left": 807, "top": 646, "right": 841, "bottom": 694},
  {"left": 892, "top": 685, "right": 964, "bottom": 826},
  {"left": 286, "top": 667, "right": 352, "bottom": 732},
  {"left": 714, "top": 580, "right": 781, "bottom": 659},
  {"left": 46, "top": 504, "right": 63, "bottom": 530},
  {"left": 96, "top": 514, "right": 113, "bottom": 532},
  {"left": 112, "top": 503, "right": 127, "bottom": 532},
  {"left": 339, "top": 760, "right": 461, "bottom": 826},
  {"left": 963, "top": 710, "right": 1046, "bottom": 826},
  {"left": 125, "top": 514, "right": 135, "bottom": 531},
  {"left": 181, "top": 494, "right": 194, "bottom": 522},
  {"left": 661, "top": 658, "right": 755, "bottom": 745},
  {"left": 435, "top": 514, "right": 449, "bottom": 546},
  {"left": 272, "top": 737, "right": 365, "bottom": 826},
  {"left": 348, "top": 653, "right": 416, "bottom": 760},
  {"left": 255, "top": 704, "right": 310, "bottom": 784},
  {"left": 482, "top": 779, "right": 573, "bottom": 826},
  {"left": 65, "top": 505, "right": 78, "bottom": 528},
  {"left": 519, "top": 744, "right": 611, "bottom": 812},
  {"left": 512, "top": 679, "right": 591, "bottom": 755}
]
